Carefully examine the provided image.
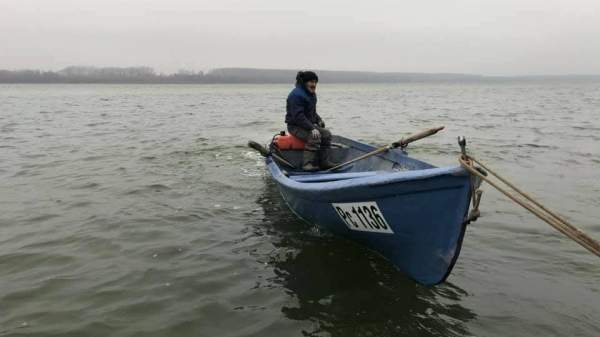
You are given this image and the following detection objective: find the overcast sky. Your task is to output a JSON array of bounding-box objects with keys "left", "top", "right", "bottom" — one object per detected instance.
[{"left": 1, "top": 0, "right": 599, "bottom": 75}]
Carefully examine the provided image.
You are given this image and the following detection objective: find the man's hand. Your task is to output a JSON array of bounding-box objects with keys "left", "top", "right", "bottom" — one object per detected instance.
[
  {"left": 311, "top": 128, "right": 321, "bottom": 140},
  {"left": 318, "top": 120, "right": 325, "bottom": 128}
]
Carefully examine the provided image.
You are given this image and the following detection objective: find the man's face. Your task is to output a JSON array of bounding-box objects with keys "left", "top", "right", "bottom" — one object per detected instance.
[{"left": 305, "top": 80, "right": 317, "bottom": 94}]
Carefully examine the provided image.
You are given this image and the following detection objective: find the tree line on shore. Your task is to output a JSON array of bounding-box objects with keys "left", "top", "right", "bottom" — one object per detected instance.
[
  {"left": 1, "top": 66, "right": 597, "bottom": 83},
  {"left": 0, "top": 66, "right": 486, "bottom": 83}
]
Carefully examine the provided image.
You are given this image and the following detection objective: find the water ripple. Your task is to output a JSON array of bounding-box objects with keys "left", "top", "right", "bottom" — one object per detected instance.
[{"left": 0, "top": 83, "right": 598, "bottom": 337}]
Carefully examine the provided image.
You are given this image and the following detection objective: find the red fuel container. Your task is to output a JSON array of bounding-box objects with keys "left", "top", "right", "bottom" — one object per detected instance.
[{"left": 273, "top": 133, "right": 306, "bottom": 150}]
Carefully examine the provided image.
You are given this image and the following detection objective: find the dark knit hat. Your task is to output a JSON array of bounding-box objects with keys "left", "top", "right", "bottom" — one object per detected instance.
[{"left": 296, "top": 71, "right": 319, "bottom": 84}]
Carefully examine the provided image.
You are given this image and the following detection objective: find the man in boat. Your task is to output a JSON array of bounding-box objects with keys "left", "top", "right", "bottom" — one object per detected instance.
[{"left": 286, "top": 71, "right": 337, "bottom": 171}]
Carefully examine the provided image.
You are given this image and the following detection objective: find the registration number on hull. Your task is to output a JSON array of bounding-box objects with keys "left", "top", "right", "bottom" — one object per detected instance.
[{"left": 332, "top": 202, "right": 393, "bottom": 234}]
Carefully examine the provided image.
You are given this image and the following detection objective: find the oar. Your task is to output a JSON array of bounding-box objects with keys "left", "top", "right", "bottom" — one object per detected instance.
[
  {"left": 327, "top": 126, "right": 445, "bottom": 172},
  {"left": 248, "top": 141, "right": 296, "bottom": 169}
]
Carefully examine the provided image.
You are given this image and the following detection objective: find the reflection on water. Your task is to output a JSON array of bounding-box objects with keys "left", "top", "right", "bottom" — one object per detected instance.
[{"left": 256, "top": 179, "right": 476, "bottom": 336}]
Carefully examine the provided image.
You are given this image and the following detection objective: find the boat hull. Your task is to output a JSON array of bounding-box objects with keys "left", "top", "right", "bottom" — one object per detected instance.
[{"left": 266, "top": 156, "right": 473, "bottom": 286}]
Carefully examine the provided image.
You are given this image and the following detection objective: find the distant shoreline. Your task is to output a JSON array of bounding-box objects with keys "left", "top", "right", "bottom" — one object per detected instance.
[{"left": 1, "top": 66, "right": 599, "bottom": 84}]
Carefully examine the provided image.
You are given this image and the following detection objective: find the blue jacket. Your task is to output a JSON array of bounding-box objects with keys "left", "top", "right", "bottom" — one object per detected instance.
[{"left": 285, "top": 85, "right": 322, "bottom": 130}]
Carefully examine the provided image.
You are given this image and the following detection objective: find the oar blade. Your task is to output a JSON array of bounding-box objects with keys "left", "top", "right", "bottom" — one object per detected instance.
[
  {"left": 248, "top": 140, "right": 297, "bottom": 169},
  {"left": 248, "top": 140, "right": 270, "bottom": 157}
]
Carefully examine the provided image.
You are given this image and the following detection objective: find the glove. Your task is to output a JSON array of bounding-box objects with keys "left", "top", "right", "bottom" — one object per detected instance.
[
  {"left": 318, "top": 120, "right": 325, "bottom": 128},
  {"left": 311, "top": 128, "right": 321, "bottom": 140}
]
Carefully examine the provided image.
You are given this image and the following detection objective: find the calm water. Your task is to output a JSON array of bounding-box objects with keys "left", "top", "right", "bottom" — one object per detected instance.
[{"left": 1, "top": 83, "right": 599, "bottom": 337}]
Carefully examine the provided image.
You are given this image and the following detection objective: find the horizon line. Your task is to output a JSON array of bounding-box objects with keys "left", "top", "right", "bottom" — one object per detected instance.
[{"left": 1, "top": 65, "right": 600, "bottom": 78}]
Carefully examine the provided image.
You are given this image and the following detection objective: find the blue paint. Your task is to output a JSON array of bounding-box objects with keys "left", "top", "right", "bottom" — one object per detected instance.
[
  {"left": 264, "top": 136, "right": 473, "bottom": 286},
  {"left": 288, "top": 171, "right": 379, "bottom": 182}
]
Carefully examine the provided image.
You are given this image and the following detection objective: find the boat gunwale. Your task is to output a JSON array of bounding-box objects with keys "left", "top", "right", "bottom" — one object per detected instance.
[{"left": 268, "top": 159, "right": 467, "bottom": 192}]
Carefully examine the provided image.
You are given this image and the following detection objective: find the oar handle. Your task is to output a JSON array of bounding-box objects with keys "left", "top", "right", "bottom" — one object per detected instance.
[
  {"left": 327, "top": 126, "right": 445, "bottom": 172},
  {"left": 392, "top": 126, "right": 445, "bottom": 148},
  {"left": 326, "top": 146, "right": 388, "bottom": 172}
]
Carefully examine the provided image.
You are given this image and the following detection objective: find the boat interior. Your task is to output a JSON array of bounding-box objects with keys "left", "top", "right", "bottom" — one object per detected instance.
[{"left": 272, "top": 135, "right": 436, "bottom": 183}]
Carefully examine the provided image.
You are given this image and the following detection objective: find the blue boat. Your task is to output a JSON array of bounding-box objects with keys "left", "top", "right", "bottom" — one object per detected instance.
[{"left": 261, "top": 135, "right": 477, "bottom": 286}]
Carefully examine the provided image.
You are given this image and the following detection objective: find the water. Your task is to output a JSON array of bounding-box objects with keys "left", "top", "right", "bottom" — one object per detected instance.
[{"left": 1, "top": 83, "right": 599, "bottom": 336}]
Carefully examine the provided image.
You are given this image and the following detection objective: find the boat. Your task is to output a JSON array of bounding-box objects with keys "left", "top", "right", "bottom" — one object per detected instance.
[{"left": 256, "top": 132, "right": 478, "bottom": 286}]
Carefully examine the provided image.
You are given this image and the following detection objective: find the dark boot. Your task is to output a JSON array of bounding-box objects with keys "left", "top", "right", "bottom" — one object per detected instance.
[
  {"left": 302, "top": 150, "right": 320, "bottom": 171},
  {"left": 318, "top": 148, "right": 339, "bottom": 170}
]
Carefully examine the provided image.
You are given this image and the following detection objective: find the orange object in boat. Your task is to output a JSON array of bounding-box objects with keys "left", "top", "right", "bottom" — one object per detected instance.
[{"left": 273, "top": 132, "right": 306, "bottom": 150}]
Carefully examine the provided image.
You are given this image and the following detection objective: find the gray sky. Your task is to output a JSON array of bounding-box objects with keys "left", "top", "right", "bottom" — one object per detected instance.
[{"left": 1, "top": 0, "right": 599, "bottom": 75}]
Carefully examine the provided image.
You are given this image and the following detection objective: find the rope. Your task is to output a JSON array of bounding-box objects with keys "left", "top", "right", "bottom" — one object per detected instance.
[{"left": 459, "top": 154, "right": 600, "bottom": 258}]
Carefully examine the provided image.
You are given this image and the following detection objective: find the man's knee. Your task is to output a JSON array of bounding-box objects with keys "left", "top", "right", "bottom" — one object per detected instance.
[
  {"left": 318, "top": 127, "right": 332, "bottom": 146},
  {"left": 288, "top": 126, "right": 309, "bottom": 142},
  {"left": 318, "top": 127, "right": 332, "bottom": 138}
]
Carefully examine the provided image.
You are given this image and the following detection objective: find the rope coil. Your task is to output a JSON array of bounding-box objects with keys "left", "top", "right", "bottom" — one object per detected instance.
[{"left": 458, "top": 147, "right": 600, "bottom": 258}]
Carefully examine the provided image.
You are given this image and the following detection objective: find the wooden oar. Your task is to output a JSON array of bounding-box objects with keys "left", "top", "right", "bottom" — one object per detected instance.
[
  {"left": 327, "top": 126, "right": 445, "bottom": 172},
  {"left": 248, "top": 140, "right": 296, "bottom": 169}
]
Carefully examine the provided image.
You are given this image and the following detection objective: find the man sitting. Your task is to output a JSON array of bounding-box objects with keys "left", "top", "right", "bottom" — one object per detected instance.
[{"left": 285, "top": 71, "right": 337, "bottom": 171}]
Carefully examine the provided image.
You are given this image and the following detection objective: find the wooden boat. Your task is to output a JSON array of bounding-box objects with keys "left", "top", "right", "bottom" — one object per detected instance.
[{"left": 260, "top": 134, "right": 477, "bottom": 286}]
